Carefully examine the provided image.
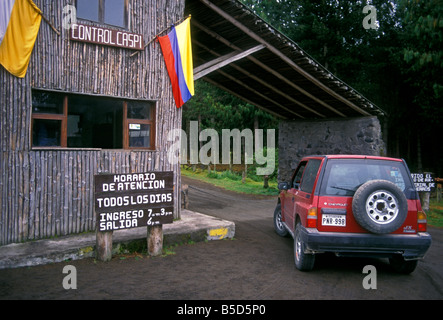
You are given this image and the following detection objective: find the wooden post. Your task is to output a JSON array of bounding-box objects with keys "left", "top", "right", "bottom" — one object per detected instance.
[
  {"left": 437, "top": 183, "right": 442, "bottom": 202},
  {"left": 181, "top": 184, "right": 189, "bottom": 209},
  {"left": 263, "top": 175, "right": 269, "bottom": 189},
  {"left": 420, "top": 172, "right": 433, "bottom": 212},
  {"left": 96, "top": 230, "right": 113, "bottom": 261},
  {"left": 420, "top": 191, "right": 430, "bottom": 212},
  {"left": 435, "top": 177, "right": 442, "bottom": 203},
  {"left": 95, "top": 170, "right": 113, "bottom": 262},
  {"left": 147, "top": 225, "right": 163, "bottom": 256}
]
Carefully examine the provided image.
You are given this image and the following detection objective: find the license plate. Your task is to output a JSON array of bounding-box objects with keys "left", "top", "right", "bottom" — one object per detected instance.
[{"left": 322, "top": 214, "right": 346, "bottom": 226}]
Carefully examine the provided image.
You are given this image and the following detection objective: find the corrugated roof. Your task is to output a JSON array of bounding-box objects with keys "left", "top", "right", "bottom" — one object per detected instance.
[{"left": 186, "top": 0, "right": 385, "bottom": 119}]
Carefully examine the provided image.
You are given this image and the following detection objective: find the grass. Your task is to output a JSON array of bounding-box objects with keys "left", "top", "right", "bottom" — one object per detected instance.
[
  {"left": 181, "top": 166, "right": 280, "bottom": 196},
  {"left": 428, "top": 198, "right": 443, "bottom": 228}
]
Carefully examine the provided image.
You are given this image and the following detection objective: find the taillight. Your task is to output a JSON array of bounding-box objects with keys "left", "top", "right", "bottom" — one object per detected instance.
[
  {"left": 417, "top": 211, "right": 427, "bottom": 232},
  {"left": 307, "top": 207, "right": 317, "bottom": 228}
]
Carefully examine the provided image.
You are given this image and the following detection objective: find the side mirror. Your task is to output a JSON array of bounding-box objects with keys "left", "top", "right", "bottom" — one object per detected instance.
[{"left": 278, "top": 181, "right": 290, "bottom": 191}]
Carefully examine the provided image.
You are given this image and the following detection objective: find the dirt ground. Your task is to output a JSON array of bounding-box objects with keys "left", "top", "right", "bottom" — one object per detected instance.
[{"left": 0, "top": 175, "right": 442, "bottom": 302}]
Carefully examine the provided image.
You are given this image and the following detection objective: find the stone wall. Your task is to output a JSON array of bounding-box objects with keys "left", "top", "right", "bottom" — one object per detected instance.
[{"left": 278, "top": 116, "right": 385, "bottom": 181}]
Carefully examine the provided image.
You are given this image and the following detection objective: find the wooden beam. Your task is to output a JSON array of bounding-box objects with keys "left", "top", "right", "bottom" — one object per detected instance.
[
  {"left": 203, "top": 78, "right": 287, "bottom": 120},
  {"left": 194, "top": 38, "right": 324, "bottom": 118},
  {"left": 228, "top": 60, "right": 325, "bottom": 118},
  {"left": 194, "top": 51, "right": 239, "bottom": 75},
  {"left": 198, "top": 0, "right": 371, "bottom": 117},
  {"left": 194, "top": 44, "right": 265, "bottom": 80},
  {"left": 215, "top": 69, "right": 306, "bottom": 119},
  {"left": 193, "top": 20, "right": 325, "bottom": 118},
  {"left": 193, "top": 19, "right": 238, "bottom": 51},
  {"left": 244, "top": 55, "right": 345, "bottom": 117}
]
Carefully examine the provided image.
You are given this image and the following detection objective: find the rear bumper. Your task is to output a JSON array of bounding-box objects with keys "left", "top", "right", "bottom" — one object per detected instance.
[{"left": 300, "top": 227, "right": 432, "bottom": 260}]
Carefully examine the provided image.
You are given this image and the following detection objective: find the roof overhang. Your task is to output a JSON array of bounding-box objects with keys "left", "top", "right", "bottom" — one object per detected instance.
[{"left": 186, "top": 0, "right": 385, "bottom": 120}]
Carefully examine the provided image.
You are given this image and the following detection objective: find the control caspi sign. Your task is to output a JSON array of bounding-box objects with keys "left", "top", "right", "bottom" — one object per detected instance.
[
  {"left": 70, "top": 23, "right": 143, "bottom": 50},
  {"left": 94, "top": 172, "right": 174, "bottom": 231}
]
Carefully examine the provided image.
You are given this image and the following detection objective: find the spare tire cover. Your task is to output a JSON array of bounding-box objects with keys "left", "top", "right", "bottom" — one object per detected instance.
[{"left": 352, "top": 180, "right": 408, "bottom": 234}]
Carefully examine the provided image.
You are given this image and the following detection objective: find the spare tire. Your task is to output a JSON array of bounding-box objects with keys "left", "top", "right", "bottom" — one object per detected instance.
[{"left": 352, "top": 180, "right": 408, "bottom": 234}]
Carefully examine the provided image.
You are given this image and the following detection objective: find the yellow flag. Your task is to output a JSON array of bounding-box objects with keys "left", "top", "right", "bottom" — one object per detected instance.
[{"left": 0, "top": 0, "right": 42, "bottom": 78}]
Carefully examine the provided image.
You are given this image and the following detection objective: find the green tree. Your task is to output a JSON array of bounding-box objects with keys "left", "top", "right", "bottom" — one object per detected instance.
[
  {"left": 401, "top": 0, "right": 443, "bottom": 125},
  {"left": 240, "top": 0, "right": 442, "bottom": 174},
  {"left": 182, "top": 80, "right": 278, "bottom": 134},
  {"left": 397, "top": 0, "right": 443, "bottom": 172}
]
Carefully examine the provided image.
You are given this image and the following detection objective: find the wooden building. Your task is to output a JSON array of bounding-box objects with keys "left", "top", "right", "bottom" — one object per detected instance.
[
  {"left": 1, "top": 0, "right": 385, "bottom": 246},
  {"left": 0, "top": 0, "right": 185, "bottom": 245}
]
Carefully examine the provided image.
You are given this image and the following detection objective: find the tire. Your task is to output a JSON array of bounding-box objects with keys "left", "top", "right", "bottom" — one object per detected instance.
[
  {"left": 389, "top": 255, "right": 418, "bottom": 274},
  {"left": 294, "top": 223, "right": 315, "bottom": 271},
  {"left": 273, "top": 203, "right": 289, "bottom": 237},
  {"left": 352, "top": 180, "right": 408, "bottom": 234}
]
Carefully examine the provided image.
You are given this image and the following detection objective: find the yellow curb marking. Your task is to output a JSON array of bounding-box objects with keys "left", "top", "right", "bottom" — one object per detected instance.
[{"left": 208, "top": 227, "right": 228, "bottom": 239}]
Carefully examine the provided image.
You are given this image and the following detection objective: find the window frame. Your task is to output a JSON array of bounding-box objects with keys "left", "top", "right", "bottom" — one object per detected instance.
[
  {"left": 299, "top": 159, "right": 321, "bottom": 194},
  {"left": 123, "top": 101, "right": 156, "bottom": 150},
  {"left": 31, "top": 90, "right": 156, "bottom": 151},
  {"left": 291, "top": 161, "right": 306, "bottom": 190},
  {"left": 31, "top": 95, "right": 68, "bottom": 148},
  {"left": 75, "top": 0, "right": 129, "bottom": 29}
]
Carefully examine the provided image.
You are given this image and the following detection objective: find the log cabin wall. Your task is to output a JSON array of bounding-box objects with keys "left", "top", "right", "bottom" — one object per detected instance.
[{"left": 0, "top": 0, "right": 185, "bottom": 245}]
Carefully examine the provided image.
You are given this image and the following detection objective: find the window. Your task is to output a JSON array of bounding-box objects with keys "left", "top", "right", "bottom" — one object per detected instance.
[
  {"left": 76, "top": 0, "right": 128, "bottom": 28},
  {"left": 292, "top": 162, "right": 306, "bottom": 189},
  {"left": 124, "top": 100, "right": 156, "bottom": 149},
  {"left": 321, "top": 159, "right": 411, "bottom": 196},
  {"left": 31, "top": 91, "right": 66, "bottom": 147},
  {"left": 67, "top": 95, "right": 123, "bottom": 148},
  {"left": 299, "top": 159, "right": 321, "bottom": 193},
  {"left": 31, "top": 90, "right": 156, "bottom": 150}
]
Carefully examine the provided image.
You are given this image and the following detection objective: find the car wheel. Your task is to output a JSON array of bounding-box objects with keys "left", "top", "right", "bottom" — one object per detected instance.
[
  {"left": 274, "top": 203, "right": 288, "bottom": 237},
  {"left": 389, "top": 255, "right": 418, "bottom": 274},
  {"left": 352, "top": 180, "right": 408, "bottom": 234},
  {"left": 294, "top": 223, "right": 315, "bottom": 271}
]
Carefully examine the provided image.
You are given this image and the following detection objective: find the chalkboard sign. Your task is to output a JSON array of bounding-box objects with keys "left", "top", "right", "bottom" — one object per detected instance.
[
  {"left": 411, "top": 173, "right": 435, "bottom": 192},
  {"left": 94, "top": 172, "right": 174, "bottom": 231}
]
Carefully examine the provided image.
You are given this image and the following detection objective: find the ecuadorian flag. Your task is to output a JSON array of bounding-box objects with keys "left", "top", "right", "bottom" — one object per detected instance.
[
  {"left": 158, "top": 16, "right": 194, "bottom": 108},
  {"left": 0, "top": 0, "right": 42, "bottom": 78}
]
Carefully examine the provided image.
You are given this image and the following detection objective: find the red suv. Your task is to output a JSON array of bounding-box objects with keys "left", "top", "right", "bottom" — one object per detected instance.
[{"left": 274, "top": 155, "right": 431, "bottom": 273}]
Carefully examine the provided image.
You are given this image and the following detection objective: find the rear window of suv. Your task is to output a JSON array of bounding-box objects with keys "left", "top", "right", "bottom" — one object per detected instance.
[{"left": 320, "top": 159, "right": 412, "bottom": 197}]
